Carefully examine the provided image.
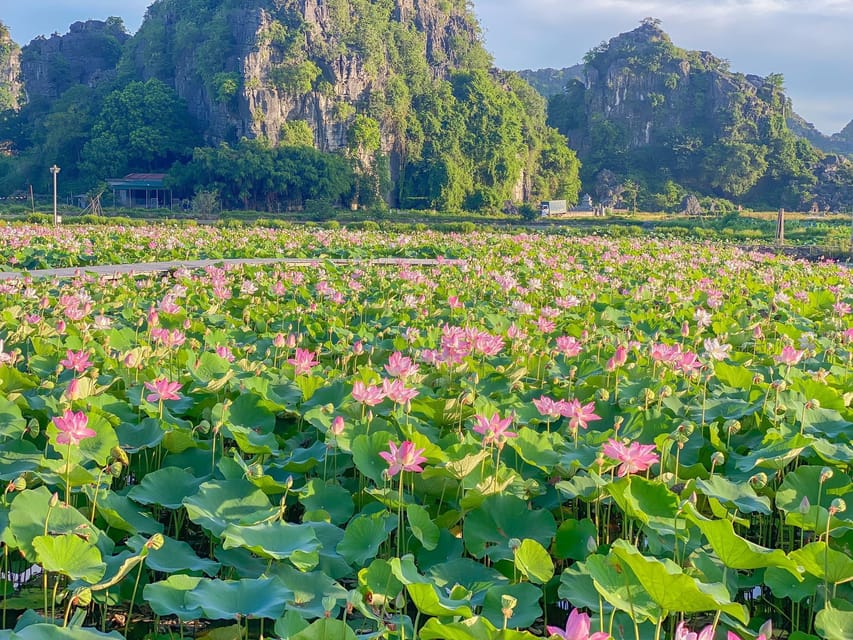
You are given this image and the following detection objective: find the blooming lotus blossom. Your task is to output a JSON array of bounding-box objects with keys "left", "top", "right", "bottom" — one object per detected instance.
[
  {"left": 602, "top": 439, "right": 659, "bottom": 477},
  {"left": 53, "top": 410, "right": 96, "bottom": 446},
  {"left": 693, "top": 307, "right": 712, "bottom": 328},
  {"left": 533, "top": 395, "right": 565, "bottom": 420},
  {"left": 144, "top": 378, "right": 182, "bottom": 403},
  {"left": 545, "top": 608, "right": 609, "bottom": 640},
  {"left": 472, "top": 412, "right": 517, "bottom": 449},
  {"left": 381, "top": 378, "right": 419, "bottom": 406},
  {"left": 0, "top": 339, "right": 15, "bottom": 365},
  {"left": 561, "top": 399, "right": 601, "bottom": 431},
  {"left": 703, "top": 338, "right": 731, "bottom": 361},
  {"left": 351, "top": 381, "right": 386, "bottom": 406},
  {"left": 727, "top": 620, "right": 772, "bottom": 640},
  {"left": 385, "top": 351, "right": 419, "bottom": 378},
  {"left": 60, "top": 350, "right": 92, "bottom": 373},
  {"left": 675, "top": 621, "right": 714, "bottom": 640},
  {"left": 379, "top": 440, "right": 427, "bottom": 477},
  {"left": 555, "top": 335, "right": 582, "bottom": 357},
  {"left": 447, "top": 295, "right": 463, "bottom": 309},
  {"left": 329, "top": 415, "right": 345, "bottom": 436},
  {"left": 287, "top": 348, "right": 318, "bottom": 375},
  {"left": 151, "top": 327, "right": 186, "bottom": 349},
  {"left": 775, "top": 345, "right": 804, "bottom": 367}
]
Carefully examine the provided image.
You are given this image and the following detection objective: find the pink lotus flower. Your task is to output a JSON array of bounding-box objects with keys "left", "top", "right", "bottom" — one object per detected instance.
[
  {"left": 379, "top": 440, "right": 427, "bottom": 478},
  {"left": 144, "top": 378, "right": 182, "bottom": 403},
  {"left": 605, "top": 345, "right": 627, "bottom": 371},
  {"left": 287, "top": 348, "right": 318, "bottom": 375},
  {"left": 560, "top": 399, "right": 601, "bottom": 431},
  {"left": 447, "top": 295, "right": 463, "bottom": 309},
  {"left": 675, "top": 621, "right": 713, "bottom": 640},
  {"left": 775, "top": 345, "right": 804, "bottom": 366},
  {"left": 555, "top": 336, "right": 582, "bottom": 357},
  {"left": 602, "top": 439, "right": 659, "bottom": 477},
  {"left": 727, "top": 620, "right": 772, "bottom": 640},
  {"left": 352, "top": 381, "right": 386, "bottom": 406},
  {"left": 385, "top": 351, "right": 419, "bottom": 378},
  {"left": 53, "top": 410, "right": 96, "bottom": 446},
  {"left": 382, "top": 378, "right": 419, "bottom": 405},
  {"left": 60, "top": 350, "right": 92, "bottom": 373},
  {"left": 472, "top": 412, "right": 517, "bottom": 449},
  {"left": 545, "top": 608, "right": 609, "bottom": 640},
  {"left": 533, "top": 395, "right": 565, "bottom": 420},
  {"left": 330, "top": 415, "right": 345, "bottom": 436}
]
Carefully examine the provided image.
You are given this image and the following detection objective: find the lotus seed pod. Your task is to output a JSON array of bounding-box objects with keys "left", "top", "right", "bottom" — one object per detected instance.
[
  {"left": 831, "top": 498, "right": 847, "bottom": 514},
  {"left": 820, "top": 467, "right": 834, "bottom": 483},
  {"left": 323, "top": 595, "right": 338, "bottom": 613},
  {"left": 659, "top": 385, "right": 673, "bottom": 398},
  {"left": 109, "top": 462, "right": 124, "bottom": 478},
  {"left": 643, "top": 388, "right": 655, "bottom": 403},
  {"left": 146, "top": 533, "right": 165, "bottom": 550},
  {"left": 508, "top": 538, "right": 522, "bottom": 552},
  {"left": 711, "top": 451, "right": 725, "bottom": 467},
  {"left": 799, "top": 496, "right": 811, "bottom": 514},
  {"left": 596, "top": 388, "right": 610, "bottom": 402},
  {"left": 749, "top": 472, "right": 768, "bottom": 489},
  {"left": 725, "top": 419, "right": 741, "bottom": 435},
  {"left": 501, "top": 594, "right": 518, "bottom": 612},
  {"left": 72, "top": 588, "right": 93, "bottom": 608},
  {"left": 10, "top": 476, "right": 27, "bottom": 492},
  {"left": 111, "top": 446, "right": 130, "bottom": 466},
  {"left": 752, "top": 374, "right": 764, "bottom": 385},
  {"left": 807, "top": 398, "right": 821, "bottom": 410},
  {"left": 26, "top": 418, "right": 40, "bottom": 436}
]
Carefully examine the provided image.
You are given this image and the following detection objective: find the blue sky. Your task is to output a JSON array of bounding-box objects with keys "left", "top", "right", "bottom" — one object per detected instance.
[{"left": 3, "top": 0, "right": 852, "bottom": 134}]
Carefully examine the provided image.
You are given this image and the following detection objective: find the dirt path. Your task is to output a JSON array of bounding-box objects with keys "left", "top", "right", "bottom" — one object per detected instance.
[{"left": 0, "top": 257, "right": 465, "bottom": 281}]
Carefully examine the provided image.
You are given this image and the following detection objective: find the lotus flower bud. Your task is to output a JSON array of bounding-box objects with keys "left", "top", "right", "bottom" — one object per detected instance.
[
  {"left": 749, "top": 472, "right": 768, "bottom": 489},
  {"left": 285, "top": 475, "right": 294, "bottom": 489},
  {"left": 799, "top": 496, "right": 811, "bottom": 514},
  {"left": 330, "top": 415, "right": 345, "bottom": 436},
  {"left": 587, "top": 536, "right": 598, "bottom": 554},
  {"left": 146, "top": 533, "right": 165, "bottom": 550},
  {"left": 49, "top": 492, "right": 60, "bottom": 507}
]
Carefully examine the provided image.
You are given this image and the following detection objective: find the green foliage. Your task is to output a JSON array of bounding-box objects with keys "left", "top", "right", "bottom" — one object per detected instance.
[
  {"left": 212, "top": 72, "right": 240, "bottom": 103},
  {"left": 281, "top": 120, "right": 315, "bottom": 147},
  {"left": 269, "top": 61, "right": 321, "bottom": 94}
]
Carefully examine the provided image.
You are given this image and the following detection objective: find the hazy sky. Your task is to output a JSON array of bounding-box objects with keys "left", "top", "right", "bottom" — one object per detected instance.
[{"left": 3, "top": 0, "right": 851, "bottom": 134}]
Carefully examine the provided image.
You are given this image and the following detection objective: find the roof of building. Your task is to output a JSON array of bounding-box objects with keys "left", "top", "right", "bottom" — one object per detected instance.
[{"left": 106, "top": 173, "right": 168, "bottom": 189}]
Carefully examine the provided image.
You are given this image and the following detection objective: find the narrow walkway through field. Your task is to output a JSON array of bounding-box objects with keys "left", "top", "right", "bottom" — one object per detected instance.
[{"left": 0, "top": 257, "right": 465, "bottom": 281}]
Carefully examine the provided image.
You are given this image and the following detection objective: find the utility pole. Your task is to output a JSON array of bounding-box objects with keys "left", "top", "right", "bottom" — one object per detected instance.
[{"left": 50, "top": 165, "right": 61, "bottom": 225}]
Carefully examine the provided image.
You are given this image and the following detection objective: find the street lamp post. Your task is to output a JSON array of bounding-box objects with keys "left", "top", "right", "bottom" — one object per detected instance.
[{"left": 50, "top": 165, "right": 61, "bottom": 225}]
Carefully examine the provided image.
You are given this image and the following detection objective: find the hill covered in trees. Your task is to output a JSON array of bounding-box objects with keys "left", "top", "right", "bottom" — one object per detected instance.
[
  {"left": 534, "top": 20, "right": 852, "bottom": 212},
  {"left": 0, "top": 1, "right": 579, "bottom": 212}
]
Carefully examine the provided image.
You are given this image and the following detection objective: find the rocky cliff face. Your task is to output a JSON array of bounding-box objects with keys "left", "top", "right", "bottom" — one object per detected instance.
[
  {"left": 557, "top": 20, "right": 788, "bottom": 155},
  {"left": 0, "top": 21, "right": 22, "bottom": 111},
  {"left": 789, "top": 113, "right": 853, "bottom": 156},
  {"left": 124, "top": 0, "right": 478, "bottom": 152},
  {"left": 20, "top": 19, "right": 129, "bottom": 103}
]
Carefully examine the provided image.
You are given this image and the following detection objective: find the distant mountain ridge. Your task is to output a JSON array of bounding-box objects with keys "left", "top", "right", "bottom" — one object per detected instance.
[{"left": 0, "top": 21, "right": 22, "bottom": 111}]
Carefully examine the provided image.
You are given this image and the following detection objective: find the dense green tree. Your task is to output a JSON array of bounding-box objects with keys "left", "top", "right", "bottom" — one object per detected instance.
[{"left": 81, "top": 79, "right": 199, "bottom": 178}]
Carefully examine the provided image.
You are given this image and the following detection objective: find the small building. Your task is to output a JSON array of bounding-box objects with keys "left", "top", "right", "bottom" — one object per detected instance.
[
  {"left": 106, "top": 173, "right": 172, "bottom": 210},
  {"left": 571, "top": 194, "right": 594, "bottom": 212}
]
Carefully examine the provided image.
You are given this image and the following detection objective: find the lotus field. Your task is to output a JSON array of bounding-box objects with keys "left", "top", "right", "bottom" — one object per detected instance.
[{"left": 1, "top": 224, "right": 853, "bottom": 640}]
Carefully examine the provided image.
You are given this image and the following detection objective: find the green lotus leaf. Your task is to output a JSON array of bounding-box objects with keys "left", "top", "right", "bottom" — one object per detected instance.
[
  {"left": 611, "top": 539, "right": 749, "bottom": 623},
  {"left": 127, "top": 534, "right": 220, "bottom": 576},
  {"left": 221, "top": 521, "right": 321, "bottom": 561},
  {"left": 694, "top": 475, "right": 772, "bottom": 515},
  {"left": 606, "top": 475, "right": 680, "bottom": 526},
  {"left": 267, "top": 564, "right": 348, "bottom": 620},
  {"left": 407, "top": 503, "right": 439, "bottom": 551},
  {"left": 182, "top": 479, "right": 277, "bottom": 537},
  {"left": 581, "top": 554, "right": 661, "bottom": 622},
  {"left": 128, "top": 466, "right": 205, "bottom": 509},
  {"left": 143, "top": 574, "right": 205, "bottom": 620},
  {"left": 351, "top": 431, "right": 397, "bottom": 483},
  {"left": 505, "top": 427, "right": 561, "bottom": 471},
  {"left": 359, "top": 559, "right": 404, "bottom": 602},
  {"left": 45, "top": 410, "right": 119, "bottom": 467},
  {"left": 463, "top": 495, "right": 555, "bottom": 560},
  {"left": 480, "top": 582, "right": 543, "bottom": 629},
  {"left": 0, "top": 395, "right": 26, "bottom": 440},
  {"left": 290, "top": 618, "right": 357, "bottom": 640},
  {"left": 406, "top": 582, "right": 473, "bottom": 617},
  {"left": 300, "top": 479, "right": 354, "bottom": 525},
  {"left": 790, "top": 542, "right": 853, "bottom": 585},
  {"left": 419, "top": 615, "right": 537, "bottom": 640},
  {"left": 764, "top": 567, "right": 822, "bottom": 603},
  {"left": 114, "top": 418, "right": 165, "bottom": 453},
  {"left": 10, "top": 624, "right": 124, "bottom": 639},
  {"left": 776, "top": 465, "right": 852, "bottom": 513},
  {"left": 9, "top": 486, "right": 113, "bottom": 562},
  {"left": 337, "top": 512, "right": 391, "bottom": 566},
  {"left": 514, "top": 538, "right": 554, "bottom": 584},
  {"left": 693, "top": 517, "right": 801, "bottom": 575},
  {"left": 814, "top": 600, "right": 853, "bottom": 640},
  {"left": 185, "top": 577, "right": 292, "bottom": 620},
  {"left": 87, "top": 490, "right": 163, "bottom": 535},
  {"left": 428, "top": 558, "right": 506, "bottom": 596},
  {"left": 555, "top": 518, "right": 598, "bottom": 561},
  {"left": 274, "top": 610, "right": 309, "bottom": 639},
  {"left": 33, "top": 534, "right": 106, "bottom": 583}
]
